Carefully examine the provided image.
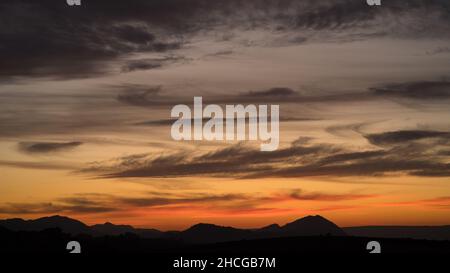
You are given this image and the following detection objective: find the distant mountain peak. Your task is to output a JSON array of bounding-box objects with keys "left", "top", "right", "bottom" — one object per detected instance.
[
  {"left": 262, "top": 224, "right": 281, "bottom": 229},
  {"left": 36, "top": 215, "right": 83, "bottom": 222},
  {"left": 258, "top": 223, "right": 281, "bottom": 232},
  {"left": 281, "top": 215, "right": 346, "bottom": 236},
  {"left": 185, "top": 223, "right": 233, "bottom": 232}
]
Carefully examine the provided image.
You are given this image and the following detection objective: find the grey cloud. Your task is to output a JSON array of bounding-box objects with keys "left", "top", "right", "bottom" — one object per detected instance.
[
  {"left": 121, "top": 56, "right": 188, "bottom": 72},
  {"left": 426, "top": 46, "right": 450, "bottom": 56},
  {"left": 410, "top": 167, "right": 450, "bottom": 177},
  {"left": 135, "top": 116, "right": 318, "bottom": 127},
  {"left": 116, "top": 85, "right": 166, "bottom": 107},
  {"left": 84, "top": 128, "right": 450, "bottom": 179},
  {"left": 250, "top": 159, "right": 449, "bottom": 178},
  {"left": 365, "top": 130, "right": 450, "bottom": 146},
  {"left": 114, "top": 80, "right": 450, "bottom": 110},
  {"left": 2, "top": 0, "right": 449, "bottom": 80},
  {"left": 244, "top": 88, "right": 297, "bottom": 98},
  {"left": 18, "top": 141, "right": 83, "bottom": 154},
  {"left": 115, "top": 84, "right": 370, "bottom": 107},
  {"left": 371, "top": 81, "right": 450, "bottom": 99},
  {"left": 204, "top": 50, "right": 234, "bottom": 58},
  {"left": 316, "top": 150, "right": 387, "bottom": 165}
]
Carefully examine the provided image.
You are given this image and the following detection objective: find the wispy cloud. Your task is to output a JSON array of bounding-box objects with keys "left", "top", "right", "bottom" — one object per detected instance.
[
  {"left": 80, "top": 128, "right": 450, "bottom": 179},
  {"left": 0, "top": 189, "right": 376, "bottom": 216},
  {"left": 121, "top": 56, "right": 188, "bottom": 72},
  {"left": 18, "top": 141, "right": 83, "bottom": 154},
  {"left": 371, "top": 81, "right": 450, "bottom": 99},
  {"left": 382, "top": 196, "right": 450, "bottom": 210},
  {"left": 0, "top": 160, "right": 75, "bottom": 171}
]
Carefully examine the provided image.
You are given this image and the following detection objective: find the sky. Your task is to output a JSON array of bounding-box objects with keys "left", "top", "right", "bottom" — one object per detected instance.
[{"left": 0, "top": 0, "right": 450, "bottom": 230}]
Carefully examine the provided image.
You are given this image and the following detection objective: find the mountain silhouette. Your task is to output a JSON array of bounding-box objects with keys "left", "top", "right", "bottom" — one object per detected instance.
[
  {"left": 3, "top": 214, "right": 450, "bottom": 244},
  {"left": 2, "top": 214, "right": 450, "bottom": 256},
  {"left": 0, "top": 215, "right": 90, "bottom": 235},
  {"left": 0, "top": 214, "right": 346, "bottom": 243},
  {"left": 181, "top": 223, "right": 254, "bottom": 244},
  {"left": 179, "top": 216, "right": 346, "bottom": 243},
  {"left": 256, "top": 223, "right": 281, "bottom": 233},
  {"left": 280, "top": 215, "right": 346, "bottom": 236},
  {"left": 91, "top": 222, "right": 163, "bottom": 238}
]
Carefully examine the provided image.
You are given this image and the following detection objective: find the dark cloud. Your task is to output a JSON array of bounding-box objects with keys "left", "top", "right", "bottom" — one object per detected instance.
[
  {"left": 114, "top": 79, "right": 450, "bottom": 109},
  {"left": 250, "top": 159, "right": 449, "bottom": 178},
  {"left": 316, "top": 150, "right": 387, "bottom": 165},
  {"left": 426, "top": 46, "right": 450, "bottom": 56},
  {"left": 116, "top": 85, "right": 166, "bottom": 107},
  {"left": 134, "top": 116, "right": 318, "bottom": 126},
  {"left": 83, "top": 128, "right": 450, "bottom": 179},
  {"left": 288, "top": 189, "right": 376, "bottom": 201},
  {"left": 371, "top": 81, "right": 450, "bottom": 99},
  {"left": 121, "top": 56, "right": 187, "bottom": 72},
  {"left": 18, "top": 141, "right": 83, "bottom": 154},
  {"left": 0, "top": 0, "right": 185, "bottom": 80},
  {"left": 204, "top": 50, "right": 234, "bottom": 58},
  {"left": 1, "top": 0, "right": 449, "bottom": 80},
  {"left": 365, "top": 130, "right": 450, "bottom": 146},
  {"left": 409, "top": 167, "right": 450, "bottom": 177},
  {"left": 114, "top": 84, "right": 370, "bottom": 107},
  {"left": 244, "top": 88, "right": 297, "bottom": 98}
]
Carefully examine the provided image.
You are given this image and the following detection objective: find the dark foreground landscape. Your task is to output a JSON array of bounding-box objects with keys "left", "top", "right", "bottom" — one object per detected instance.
[
  {"left": 1, "top": 215, "right": 450, "bottom": 254},
  {"left": 1, "top": 215, "right": 449, "bottom": 270}
]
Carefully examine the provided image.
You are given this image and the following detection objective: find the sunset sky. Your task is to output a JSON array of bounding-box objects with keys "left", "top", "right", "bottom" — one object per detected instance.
[{"left": 0, "top": 0, "right": 449, "bottom": 230}]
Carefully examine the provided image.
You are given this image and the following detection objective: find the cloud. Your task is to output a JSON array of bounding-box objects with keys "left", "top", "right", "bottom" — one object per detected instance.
[
  {"left": 2, "top": 0, "right": 449, "bottom": 80},
  {"left": 114, "top": 84, "right": 372, "bottom": 108},
  {"left": 365, "top": 130, "right": 450, "bottom": 146},
  {"left": 204, "top": 50, "right": 234, "bottom": 58},
  {"left": 243, "top": 88, "right": 298, "bottom": 98},
  {"left": 114, "top": 79, "right": 450, "bottom": 110},
  {"left": 371, "top": 81, "right": 450, "bottom": 99},
  {"left": 118, "top": 193, "right": 248, "bottom": 207},
  {"left": 383, "top": 196, "right": 450, "bottom": 210},
  {"left": 82, "top": 128, "right": 450, "bottom": 179},
  {"left": 0, "top": 199, "right": 117, "bottom": 215},
  {"left": 316, "top": 150, "right": 387, "bottom": 165},
  {"left": 121, "top": 56, "right": 187, "bottom": 72},
  {"left": 0, "top": 1, "right": 184, "bottom": 80},
  {"left": 115, "top": 86, "right": 304, "bottom": 107},
  {"left": 0, "top": 160, "right": 75, "bottom": 170},
  {"left": 250, "top": 159, "right": 449, "bottom": 178},
  {"left": 0, "top": 188, "right": 376, "bottom": 216},
  {"left": 287, "top": 189, "right": 376, "bottom": 201},
  {"left": 18, "top": 141, "right": 83, "bottom": 154},
  {"left": 116, "top": 85, "right": 166, "bottom": 107},
  {"left": 426, "top": 46, "right": 450, "bottom": 56},
  {"left": 135, "top": 116, "right": 317, "bottom": 126}
]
